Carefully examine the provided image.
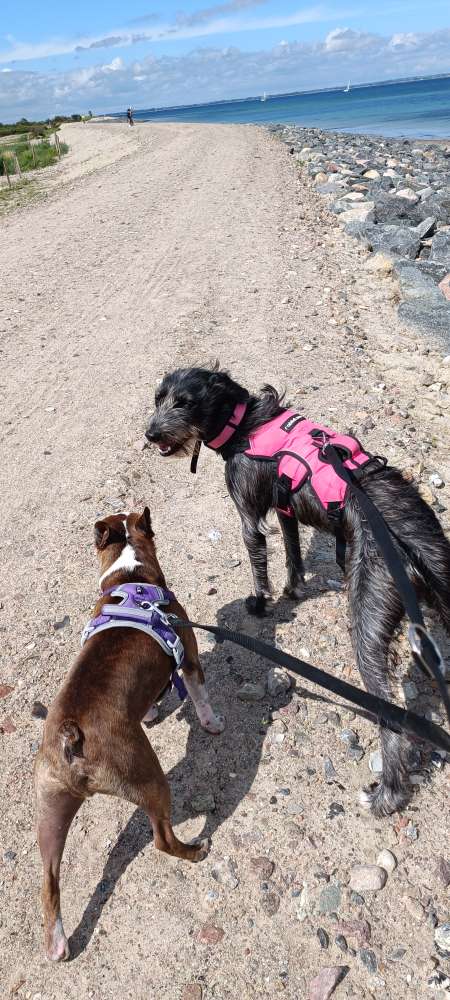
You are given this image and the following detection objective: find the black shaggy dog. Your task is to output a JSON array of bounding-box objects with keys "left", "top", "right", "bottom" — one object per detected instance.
[{"left": 146, "top": 366, "right": 450, "bottom": 817}]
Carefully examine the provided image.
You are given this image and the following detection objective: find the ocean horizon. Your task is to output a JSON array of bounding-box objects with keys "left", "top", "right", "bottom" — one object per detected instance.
[{"left": 110, "top": 76, "right": 450, "bottom": 139}]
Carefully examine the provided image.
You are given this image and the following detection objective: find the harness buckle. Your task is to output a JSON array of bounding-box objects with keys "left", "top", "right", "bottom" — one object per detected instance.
[{"left": 408, "top": 624, "right": 446, "bottom": 682}]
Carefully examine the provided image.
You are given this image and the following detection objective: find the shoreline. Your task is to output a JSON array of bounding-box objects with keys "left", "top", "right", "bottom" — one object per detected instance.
[{"left": 270, "top": 123, "right": 450, "bottom": 348}]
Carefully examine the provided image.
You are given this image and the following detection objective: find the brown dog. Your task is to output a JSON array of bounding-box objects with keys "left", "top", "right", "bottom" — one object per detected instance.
[{"left": 35, "top": 507, "right": 224, "bottom": 962}]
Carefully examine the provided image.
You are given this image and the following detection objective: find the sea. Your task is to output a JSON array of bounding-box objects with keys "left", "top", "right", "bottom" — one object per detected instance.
[{"left": 117, "top": 77, "right": 450, "bottom": 139}]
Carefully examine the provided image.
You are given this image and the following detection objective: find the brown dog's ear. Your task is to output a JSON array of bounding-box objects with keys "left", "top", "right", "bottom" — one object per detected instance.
[
  {"left": 135, "top": 506, "right": 154, "bottom": 538},
  {"left": 94, "top": 520, "right": 110, "bottom": 550}
]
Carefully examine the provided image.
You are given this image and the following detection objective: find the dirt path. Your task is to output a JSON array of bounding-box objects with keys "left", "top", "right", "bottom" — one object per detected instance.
[{"left": 0, "top": 122, "right": 449, "bottom": 1000}]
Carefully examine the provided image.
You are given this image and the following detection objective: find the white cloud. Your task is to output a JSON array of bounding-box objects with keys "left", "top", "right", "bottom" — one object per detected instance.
[
  {"left": 1, "top": 27, "right": 450, "bottom": 122},
  {"left": 0, "top": 6, "right": 356, "bottom": 64}
]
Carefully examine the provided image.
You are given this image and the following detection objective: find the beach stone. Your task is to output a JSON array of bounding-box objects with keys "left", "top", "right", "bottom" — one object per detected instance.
[
  {"left": 323, "top": 757, "right": 338, "bottom": 783},
  {"left": 317, "top": 927, "right": 330, "bottom": 949},
  {"left": 436, "top": 857, "right": 450, "bottom": 887},
  {"left": 364, "top": 224, "right": 421, "bottom": 259},
  {"left": 307, "top": 966, "right": 346, "bottom": 1000},
  {"left": 237, "top": 682, "right": 265, "bottom": 702},
  {"left": 403, "top": 896, "right": 425, "bottom": 922},
  {"left": 190, "top": 792, "right": 216, "bottom": 813},
  {"left": 197, "top": 923, "right": 224, "bottom": 946},
  {"left": 397, "top": 187, "right": 419, "bottom": 203},
  {"left": 415, "top": 216, "right": 437, "bottom": 239},
  {"left": 431, "top": 231, "right": 450, "bottom": 267},
  {"left": 399, "top": 297, "right": 450, "bottom": 338},
  {"left": 337, "top": 920, "right": 371, "bottom": 946},
  {"left": 364, "top": 169, "right": 381, "bottom": 179},
  {"left": 261, "top": 891, "right": 281, "bottom": 916},
  {"left": 394, "top": 259, "right": 441, "bottom": 301},
  {"left": 266, "top": 666, "right": 291, "bottom": 697},
  {"left": 376, "top": 849, "right": 397, "bottom": 874},
  {"left": 359, "top": 948, "right": 378, "bottom": 974},
  {"left": 417, "top": 259, "right": 448, "bottom": 282},
  {"left": 339, "top": 203, "right": 374, "bottom": 227},
  {"left": 183, "top": 986, "right": 203, "bottom": 1000},
  {"left": 250, "top": 857, "right": 275, "bottom": 879},
  {"left": 434, "top": 923, "right": 450, "bottom": 957},
  {"left": 319, "top": 884, "right": 342, "bottom": 914},
  {"left": 349, "top": 865, "right": 387, "bottom": 893},
  {"left": 211, "top": 858, "right": 239, "bottom": 889},
  {"left": 373, "top": 193, "right": 421, "bottom": 225}
]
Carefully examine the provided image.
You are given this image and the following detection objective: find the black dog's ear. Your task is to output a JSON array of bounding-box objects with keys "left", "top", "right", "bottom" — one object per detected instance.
[
  {"left": 94, "top": 520, "right": 110, "bottom": 550},
  {"left": 136, "top": 506, "right": 154, "bottom": 538}
]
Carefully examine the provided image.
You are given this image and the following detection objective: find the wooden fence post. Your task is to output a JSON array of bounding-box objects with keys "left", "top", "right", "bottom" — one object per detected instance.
[
  {"left": 3, "top": 155, "right": 11, "bottom": 188},
  {"left": 13, "top": 153, "right": 22, "bottom": 177},
  {"left": 30, "top": 141, "right": 36, "bottom": 168},
  {"left": 55, "top": 132, "right": 61, "bottom": 158}
]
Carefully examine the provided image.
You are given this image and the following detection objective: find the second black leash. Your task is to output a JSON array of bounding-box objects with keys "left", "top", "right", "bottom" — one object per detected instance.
[{"left": 169, "top": 616, "right": 450, "bottom": 755}]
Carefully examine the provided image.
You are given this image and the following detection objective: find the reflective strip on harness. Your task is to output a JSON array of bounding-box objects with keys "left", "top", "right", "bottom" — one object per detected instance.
[{"left": 244, "top": 411, "right": 374, "bottom": 514}]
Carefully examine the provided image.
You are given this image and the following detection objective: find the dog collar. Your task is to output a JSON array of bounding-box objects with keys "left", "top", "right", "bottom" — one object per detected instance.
[
  {"left": 206, "top": 401, "right": 248, "bottom": 450},
  {"left": 81, "top": 582, "right": 187, "bottom": 700}
]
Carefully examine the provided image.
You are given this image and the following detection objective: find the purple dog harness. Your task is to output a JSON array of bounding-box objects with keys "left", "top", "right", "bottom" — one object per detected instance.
[{"left": 81, "top": 583, "right": 187, "bottom": 700}]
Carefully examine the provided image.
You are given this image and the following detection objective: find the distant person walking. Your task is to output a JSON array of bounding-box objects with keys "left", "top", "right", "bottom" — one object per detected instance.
[{"left": 127, "top": 107, "right": 134, "bottom": 127}]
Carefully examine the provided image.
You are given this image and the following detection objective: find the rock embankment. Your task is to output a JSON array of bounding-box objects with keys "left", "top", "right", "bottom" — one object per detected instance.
[{"left": 270, "top": 125, "right": 450, "bottom": 348}]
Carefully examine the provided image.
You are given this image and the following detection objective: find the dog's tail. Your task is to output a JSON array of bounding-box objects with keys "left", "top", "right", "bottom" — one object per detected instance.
[{"left": 59, "top": 720, "right": 84, "bottom": 765}]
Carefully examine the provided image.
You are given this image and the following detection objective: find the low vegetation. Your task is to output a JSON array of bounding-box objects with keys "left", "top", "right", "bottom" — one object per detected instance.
[
  {"left": 0, "top": 138, "right": 69, "bottom": 178},
  {"left": 0, "top": 113, "right": 91, "bottom": 139}
]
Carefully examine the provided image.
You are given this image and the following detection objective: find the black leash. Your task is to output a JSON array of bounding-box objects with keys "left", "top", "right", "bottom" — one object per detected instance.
[
  {"left": 168, "top": 615, "right": 450, "bottom": 753},
  {"left": 322, "top": 443, "right": 450, "bottom": 728}
]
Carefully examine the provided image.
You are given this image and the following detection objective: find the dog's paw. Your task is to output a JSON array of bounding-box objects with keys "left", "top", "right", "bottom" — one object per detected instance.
[
  {"left": 190, "top": 837, "right": 211, "bottom": 862},
  {"left": 245, "top": 594, "right": 267, "bottom": 617},
  {"left": 202, "top": 713, "right": 225, "bottom": 735},
  {"left": 46, "top": 923, "right": 70, "bottom": 962}
]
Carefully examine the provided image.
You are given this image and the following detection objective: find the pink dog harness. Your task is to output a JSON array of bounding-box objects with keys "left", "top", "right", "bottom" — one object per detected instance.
[{"left": 243, "top": 410, "right": 374, "bottom": 517}]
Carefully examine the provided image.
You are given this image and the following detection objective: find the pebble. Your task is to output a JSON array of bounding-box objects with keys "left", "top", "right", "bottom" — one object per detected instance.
[
  {"left": 350, "top": 891, "right": 365, "bottom": 906},
  {"left": 266, "top": 666, "right": 292, "bottom": 697},
  {"left": 190, "top": 792, "right": 216, "bottom": 813},
  {"left": 211, "top": 858, "right": 239, "bottom": 889},
  {"left": 3, "top": 849, "right": 17, "bottom": 862},
  {"left": 428, "top": 970, "right": 450, "bottom": 991},
  {"left": 250, "top": 857, "right": 275, "bottom": 879},
  {"left": 429, "top": 473, "right": 445, "bottom": 488},
  {"left": 405, "top": 822, "right": 419, "bottom": 842},
  {"left": 403, "top": 896, "right": 425, "bottom": 922},
  {"left": 376, "top": 849, "right": 397, "bottom": 874},
  {"left": 326, "top": 802, "right": 345, "bottom": 820},
  {"left": 387, "top": 947, "right": 407, "bottom": 962},
  {"left": 261, "top": 891, "right": 281, "bottom": 916},
  {"left": 318, "top": 884, "right": 342, "bottom": 914},
  {"left": 359, "top": 948, "right": 378, "bottom": 974},
  {"left": 339, "top": 727, "right": 359, "bottom": 746},
  {"left": 197, "top": 923, "right": 225, "bottom": 946},
  {"left": 207, "top": 529, "right": 222, "bottom": 543},
  {"left": 307, "top": 966, "right": 346, "bottom": 1000},
  {"left": 317, "top": 927, "right": 330, "bottom": 949},
  {"left": 337, "top": 919, "right": 371, "bottom": 945},
  {"left": 347, "top": 745, "right": 365, "bottom": 763},
  {"left": 182, "top": 986, "right": 203, "bottom": 1000},
  {"left": 323, "top": 757, "right": 338, "bottom": 783},
  {"left": 349, "top": 865, "right": 387, "bottom": 893},
  {"left": 434, "top": 923, "right": 450, "bottom": 957},
  {"left": 335, "top": 934, "right": 348, "bottom": 953},
  {"left": 436, "top": 857, "right": 450, "bottom": 887},
  {"left": 237, "top": 682, "right": 265, "bottom": 702}
]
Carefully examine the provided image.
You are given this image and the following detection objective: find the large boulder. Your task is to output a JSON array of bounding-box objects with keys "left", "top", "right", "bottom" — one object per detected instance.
[
  {"left": 430, "top": 230, "right": 450, "bottom": 268},
  {"left": 363, "top": 224, "right": 421, "bottom": 259}
]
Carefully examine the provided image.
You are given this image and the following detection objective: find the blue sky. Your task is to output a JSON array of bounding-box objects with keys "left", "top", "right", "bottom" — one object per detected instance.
[{"left": 1, "top": 1, "right": 450, "bottom": 120}]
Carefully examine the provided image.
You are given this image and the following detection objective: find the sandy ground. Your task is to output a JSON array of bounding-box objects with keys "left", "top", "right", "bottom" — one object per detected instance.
[{"left": 0, "top": 121, "right": 449, "bottom": 1000}]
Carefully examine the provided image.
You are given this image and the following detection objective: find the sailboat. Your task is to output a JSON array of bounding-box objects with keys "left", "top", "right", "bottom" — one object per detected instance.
[
  {"left": 344, "top": 80, "right": 351, "bottom": 93},
  {"left": 261, "top": 91, "right": 267, "bottom": 102}
]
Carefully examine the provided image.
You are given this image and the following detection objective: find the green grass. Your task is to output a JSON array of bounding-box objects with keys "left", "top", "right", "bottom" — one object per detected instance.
[
  {"left": 0, "top": 138, "right": 69, "bottom": 176},
  {"left": 0, "top": 178, "right": 37, "bottom": 214}
]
